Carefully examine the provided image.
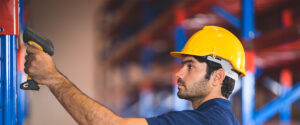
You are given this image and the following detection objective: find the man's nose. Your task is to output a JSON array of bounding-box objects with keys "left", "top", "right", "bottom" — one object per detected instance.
[{"left": 176, "top": 67, "right": 184, "bottom": 80}]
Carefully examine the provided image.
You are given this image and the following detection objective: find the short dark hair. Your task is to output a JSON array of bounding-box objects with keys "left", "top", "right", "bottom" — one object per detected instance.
[{"left": 193, "top": 56, "right": 236, "bottom": 98}]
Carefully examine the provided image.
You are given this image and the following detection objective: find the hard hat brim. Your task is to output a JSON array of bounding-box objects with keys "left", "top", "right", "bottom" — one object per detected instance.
[
  {"left": 170, "top": 51, "right": 208, "bottom": 59},
  {"left": 170, "top": 52, "right": 185, "bottom": 58}
]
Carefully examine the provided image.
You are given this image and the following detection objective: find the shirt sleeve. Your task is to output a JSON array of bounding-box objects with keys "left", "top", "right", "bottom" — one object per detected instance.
[
  {"left": 146, "top": 111, "right": 178, "bottom": 125},
  {"left": 146, "top": 111, "right": 209, "bottom": 125}
]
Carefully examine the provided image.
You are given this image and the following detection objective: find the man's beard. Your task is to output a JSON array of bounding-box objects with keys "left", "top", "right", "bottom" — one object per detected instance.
[{"left": 177, "top": 77, "right": 210, "bottom": 100}]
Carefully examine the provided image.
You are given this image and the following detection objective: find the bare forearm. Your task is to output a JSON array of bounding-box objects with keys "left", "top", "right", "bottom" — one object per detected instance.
[
  {"left": 47, "top": 73, "right": 122, "bottom": 125},
  {"left": 25, "top": 46, "right": 147, "bottom": 125}
]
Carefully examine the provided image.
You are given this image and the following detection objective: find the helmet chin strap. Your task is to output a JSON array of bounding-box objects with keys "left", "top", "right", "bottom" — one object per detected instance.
[{"left": 206, "top": 56, "right": 239, "bottom": 82}]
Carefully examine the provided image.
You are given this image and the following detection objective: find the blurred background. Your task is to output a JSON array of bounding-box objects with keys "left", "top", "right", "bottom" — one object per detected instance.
[{"left": 1, "top": 0, "right": 300, "bottom": 125}]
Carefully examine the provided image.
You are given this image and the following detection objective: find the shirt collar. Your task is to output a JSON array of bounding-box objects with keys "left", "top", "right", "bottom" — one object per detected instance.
[{"left": 196, "top": 98, "right": 232, "bottom": 111}]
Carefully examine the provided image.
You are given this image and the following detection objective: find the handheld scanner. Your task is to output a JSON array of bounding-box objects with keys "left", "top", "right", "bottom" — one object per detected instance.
[
  {"left": 20, "top": 28, "right": 54, "bottom": 90},
  {"left": 23, "top": 28, "right": 54, "bottom": 55}
]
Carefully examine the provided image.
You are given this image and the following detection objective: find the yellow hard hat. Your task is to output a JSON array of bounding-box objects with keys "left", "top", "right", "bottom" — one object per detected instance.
[{"left": 170, "top": 26, "right": 246, "bottom": 77}]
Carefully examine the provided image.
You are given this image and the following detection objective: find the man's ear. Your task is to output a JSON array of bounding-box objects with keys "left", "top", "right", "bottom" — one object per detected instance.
[{"left": 211, "top": 68, "right": 226, "bottom": 86}]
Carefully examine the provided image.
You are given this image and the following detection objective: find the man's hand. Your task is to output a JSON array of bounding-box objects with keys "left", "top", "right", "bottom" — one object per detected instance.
[{"left": 24, "top": 45, "right": 62, "bottom": 86}]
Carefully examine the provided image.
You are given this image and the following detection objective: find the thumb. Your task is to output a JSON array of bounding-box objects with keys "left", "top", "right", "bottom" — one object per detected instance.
[{"left": 26, "top": 45, "right": 41, "bottom": 54}]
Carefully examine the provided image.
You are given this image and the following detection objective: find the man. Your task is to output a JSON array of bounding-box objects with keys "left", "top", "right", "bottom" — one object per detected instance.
[{"left": 25, "top": 26, "right": 245, "bottom": 125}]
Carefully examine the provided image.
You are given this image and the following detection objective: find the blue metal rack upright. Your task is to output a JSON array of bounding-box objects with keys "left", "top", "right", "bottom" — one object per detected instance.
[
  {"left": 0, "top": 0, "right": 23, "bottom": 124},
  {"left": 17, "top": 0, "right": 28, "bottom": 124},
  {"left": 0, "top": 35, "right": 17, "bottom": 125},
  {"left": 241, "top": 0, "right": 256, "bottom": 124}
]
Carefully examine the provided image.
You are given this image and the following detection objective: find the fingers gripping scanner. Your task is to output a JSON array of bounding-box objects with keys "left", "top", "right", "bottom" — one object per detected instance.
[{"left": 20, "top": 28, "right": 54, "bottom": 90}]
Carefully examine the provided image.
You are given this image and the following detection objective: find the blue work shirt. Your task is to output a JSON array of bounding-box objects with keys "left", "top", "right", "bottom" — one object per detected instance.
[{"left": 146, "top": 98, "right": 240, "bottom": 125}]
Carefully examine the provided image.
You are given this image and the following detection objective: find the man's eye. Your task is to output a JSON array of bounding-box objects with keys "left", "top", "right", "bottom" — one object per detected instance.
[{"left": 187, "top": 64, "right": 192, "bottom": 70}]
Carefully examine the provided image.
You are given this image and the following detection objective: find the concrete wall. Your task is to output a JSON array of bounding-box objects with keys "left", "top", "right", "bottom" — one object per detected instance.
[{"left": 26, "top": 0, "right": 101, "bottom": 124}]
